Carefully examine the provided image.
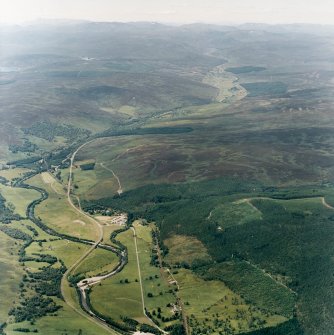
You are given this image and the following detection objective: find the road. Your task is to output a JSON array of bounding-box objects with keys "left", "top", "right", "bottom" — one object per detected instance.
[
  {"left": 131, "top": 227, "right": 146, "bottom": 315},
  {"left": 131, "top": 227, "right": 168, "bottom": 334}
]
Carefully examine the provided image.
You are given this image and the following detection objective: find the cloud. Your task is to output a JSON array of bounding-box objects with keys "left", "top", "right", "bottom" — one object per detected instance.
[
  {"left": 143, "top": 10, "right": 177, "bottom": 16},
  {"left": 1, "top": 0, "right": 334, "bottom": 24}
]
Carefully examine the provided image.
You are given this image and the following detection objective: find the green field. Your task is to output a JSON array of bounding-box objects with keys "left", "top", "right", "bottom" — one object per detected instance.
[
  {"left": 209, "top": 200, "right": 262, "bottom": 229},
  {"left": 60, "top": 162, "right": 119, "bottom": 200},
  {"left": 73, "top": 247, "right": 119, "bottom": 277},
  {"left": 28, "top": 174, "right": 99, "bottom": 240},
  {"left": 5, "top": 298, "right": 114, "bottom": 335},
  {"left": 25, "top": 239, "right": 90, "bottom": 268},
  {"left": 134, "top": 222, "right": 178, "bottom": 328},
  {"left": 0, "top": 230, "right": 24, "bottom": 325},
  {"left": 9, "top": 219, "right": 51, "bottom": 241},
  {"left": 0, "top": 184, "right": 39, "bottom": 217},
  {"left": 175, "top": 269, "right": 287, "bottom": 334},
  {"left": 0, "top": 168, "right": 31, "bottom": 181},
  {"left": 89, "top": 229, "right": 145, "bottom": 325},
  {"left": 196, "top": 260, "right": 296, "bottom": 318}
]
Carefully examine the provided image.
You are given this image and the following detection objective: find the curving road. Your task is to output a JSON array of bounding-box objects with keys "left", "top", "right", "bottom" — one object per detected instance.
[{"left": 100, "top": 162, "right": 123, "bottom": 195}]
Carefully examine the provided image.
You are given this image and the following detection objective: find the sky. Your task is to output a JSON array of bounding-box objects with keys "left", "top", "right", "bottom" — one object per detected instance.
[{"left": 1, "top": 0, "right": 334, "bottom": 25}]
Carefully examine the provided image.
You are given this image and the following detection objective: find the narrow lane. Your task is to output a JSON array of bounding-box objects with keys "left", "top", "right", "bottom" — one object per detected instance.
[{"left": 131, "top": 227, "right": 168, "bottom": 334}]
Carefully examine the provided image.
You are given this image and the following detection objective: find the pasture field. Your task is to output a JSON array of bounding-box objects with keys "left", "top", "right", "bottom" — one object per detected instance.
[
  {"left": 133, "top": 222, "right": 178, "bottom": 328},
  {"left": 196, "top": 260, "right": 296, "bottom": 319},
  {"left": 0, "top": 168, "right": 31, "bottom": 181},
  {"left": 100, "top": 224, "right": 123, "bottom": 247},
  {"left": 5, "top": 298, "right": 113, "bottom": 335},
  {"left": 0, "top": 230, "right": 24, "bottom": 326},
  {"left": 89, "top": 229, "right": 145, "bottom": 324},
  {"left": 28, "top": 173, "right": 99, "bottom": 240},
  {"left": 0, "top": 149, "right": 28, "bottom": 166},
  {"left": 40, "top": 171, "right": 66, "bottom": 195},
  {"left": 73, "top": 247, "right": 119, "bottom": 277},
  {"left": 90, "top": 223, "right": 182, "bottom": 330},
  {"left": 25, "top": 239, "right": 90, "bottom": 268},
  {"left": 60, "top": 163, "right": 119, "bottom": 201},
  {"left": 9, "top": 219, "right": 51, "bottom": 240},
  {"left": 34, "top": 191, "right": 98, "bottom": 240},
  {"left": 175, "top": 269, "right": 287, "bottom": 334},
  {"left": 65, "top": 163, "right": 119, "bottom": 200},
  {"left": 71, "top": 136, "right": 148, "bottom": 197},
  {"left": 0, "top": 183, "right": 39, "bottom": 217},
  {"left": 209, "top": 200, "right": 262, "bottom": 230},
  {"left": 24, "top": 260, "right": 52, "bottom": 272}
]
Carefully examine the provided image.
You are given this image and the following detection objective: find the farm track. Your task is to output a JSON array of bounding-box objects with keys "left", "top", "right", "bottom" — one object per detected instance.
[{"left": 100, "top": 162, "right": 123, "bottom": 195}]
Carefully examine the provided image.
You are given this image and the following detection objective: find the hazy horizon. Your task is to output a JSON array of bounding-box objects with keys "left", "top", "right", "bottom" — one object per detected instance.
[{"left": 1, "top": 0, "right": 334, "bottom": 25}]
